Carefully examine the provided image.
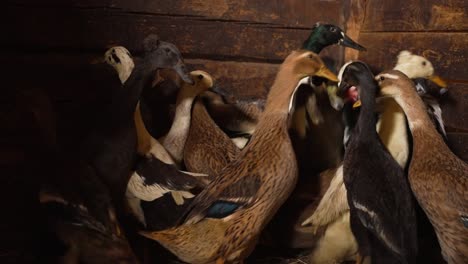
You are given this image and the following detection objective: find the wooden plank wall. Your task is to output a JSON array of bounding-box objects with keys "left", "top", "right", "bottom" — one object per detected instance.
[
  {"left": 346, "top": 0, "right": 468, "bottom": 161},
  {"left": 2, "top": 0, "right": 348, "bottom": 150}
]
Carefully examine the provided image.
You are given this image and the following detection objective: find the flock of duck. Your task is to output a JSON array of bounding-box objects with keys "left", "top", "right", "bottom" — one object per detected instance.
[{"left": 38, "top": 22, "right": 467, "bottom": 264}]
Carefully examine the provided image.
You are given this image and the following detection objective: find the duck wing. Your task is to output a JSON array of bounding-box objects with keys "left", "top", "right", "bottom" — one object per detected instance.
[
  {"left": 127, "top": 156, "right": 208, "bottom": 202},
  {"left": 182, "top": 174, "right": 262, "bottom": 225}
]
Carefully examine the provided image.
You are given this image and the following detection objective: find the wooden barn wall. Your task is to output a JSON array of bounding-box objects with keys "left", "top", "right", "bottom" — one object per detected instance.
[
  {"left": 346, "top": 0, "right": 468, "bottom": 162},
  {"left": 2, "top": 0, "right": 350, "bottom": 153}
]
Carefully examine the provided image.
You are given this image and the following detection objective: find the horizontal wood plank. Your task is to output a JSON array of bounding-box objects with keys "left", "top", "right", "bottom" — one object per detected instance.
[
  {"left": 3, "top": 6, "right": 346, "bottom": 63},
  {"left": 357, "top": 32, "right": 468, "bottom": 81},
  {"left": 7, "top": 0, "right": 344, "bottom": 28},
  {"left": 362, "top": 0, "right": 468, "bottom": 32}
]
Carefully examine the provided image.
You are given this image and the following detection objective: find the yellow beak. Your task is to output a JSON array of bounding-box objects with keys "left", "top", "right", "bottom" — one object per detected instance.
[
  {"left": 316, "top": 67, "right": 339, "bottom": 82},
  {"left": 353, "top": 100, "right": 362, "bottom": 108},
  {"left": 428, "top": 75, "right": 447, "bottom": 88}
]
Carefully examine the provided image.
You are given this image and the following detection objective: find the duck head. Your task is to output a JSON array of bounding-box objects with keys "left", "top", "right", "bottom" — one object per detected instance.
[
  {"left": 302, "top": 22, "right": 366, "bottom": 53},
  {"left": 142, "top": 34, "right": 194, "bottom": 85},
  {"left": 186, "top": 70, "right": 214, "bottom": 93},
  {"left": 104, "top": 46, "right": 135, "bottom": 84},
  {"left": 376, "top": 70, "right": 417, "bottom": 98},
  {"left": 393, "top": 50, "right": 447, "bottom": 88},
  {"left": 286, "top": 50, "right": 339, "bottom": 82},
  {"left": 338, "top": 61, "right": 377, "bottom": 108}
]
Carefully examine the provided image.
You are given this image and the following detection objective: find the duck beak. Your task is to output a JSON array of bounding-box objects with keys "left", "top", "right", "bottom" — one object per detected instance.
[
  {"left": 316, "top": 67, "right": 339, "bottom": 82},
  {"left": 339, "top": 34, "right": 367, "bottom": 51},
  {"left": 352, "top": 100, "right": 362, "bottom": 108},
  {"left": 174, "top": 62, "right": 195, "bottom": 85},
  {"left": 428, "top": 75, "right": 447, "bottom": 88}
]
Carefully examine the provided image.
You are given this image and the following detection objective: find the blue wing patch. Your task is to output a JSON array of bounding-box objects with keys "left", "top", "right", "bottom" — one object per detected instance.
[{"left": 206, "top": 201, "right": 240, "bottom": 219}]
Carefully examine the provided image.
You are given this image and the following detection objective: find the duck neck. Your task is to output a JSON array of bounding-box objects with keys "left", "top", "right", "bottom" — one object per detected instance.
[
  {"left": 355, "top": 82, "right": 378, "bottom": 139},
  {"left": 264, "top": 67, "right": 304, "bottom": 116},
  {"left": 391, "top": 91, "right": 445, "bottom": 152},
  {"left": 110, "top": 63, "right": 154, "bottom": 126},
  {"left": 302, "top": 33, "right": 324, "bottom": 53},
  {"left": 161, "top": 85, "right": 199, "bottom": 163}
]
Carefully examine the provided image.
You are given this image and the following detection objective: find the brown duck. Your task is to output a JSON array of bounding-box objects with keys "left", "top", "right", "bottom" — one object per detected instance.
[
  {"left": 140, "top": 50, "right": 338, "bottom": 264},
  {"left": 377, "top": 70, "right": 468, "bottom": 264}
]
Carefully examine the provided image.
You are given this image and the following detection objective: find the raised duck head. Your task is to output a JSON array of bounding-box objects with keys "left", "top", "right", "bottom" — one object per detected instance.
[
  {"left": 104, "top": 46, "right": 135, "bottom": 84},
  {"left": 302, "top": 22, "right": 366, "bottom": 53},
  {"left": 141, "top": 34, "right": 194, "bottom": 85},
  {"left": 338, "top": 61, "right": 377, "bottom": 109},
  {"left": 376, "top": 70, "right": 419, "bottom": 99},
  {"left": 393, "top": 50, "right": 446, "bottom": 88},
  {"left": 267, "top": 50, "right": 338, "bottom": 113}
]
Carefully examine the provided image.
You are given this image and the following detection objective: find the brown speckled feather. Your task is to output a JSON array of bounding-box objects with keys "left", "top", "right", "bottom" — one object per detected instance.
[
  {"left": 378, "top": 70, "right": 468, "bottom": 263},
  {"left": 184, "top": 98, "right": 240, "bottom": 176}
]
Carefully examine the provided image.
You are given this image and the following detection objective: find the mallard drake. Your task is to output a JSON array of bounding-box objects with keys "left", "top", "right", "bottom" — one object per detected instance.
[
  {"left": 339, "top": 62, "right": 418, "bottom": 263},
  {"left": 377, "top": 70, "right": 468, "bottom": 263},
  {"left": 140, "top": 50, "right": 338, "bottom": 264},
  {"left": 183, "top": 92, "right": 241, "bottom": 176}
]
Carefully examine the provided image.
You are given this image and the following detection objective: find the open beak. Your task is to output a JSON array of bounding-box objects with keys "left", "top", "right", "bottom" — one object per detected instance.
[
  {"left": 428, "top": 75, "right": 447, "bottom": 88},
  {"left": 174, "top": 62, "right": 195, "bottom": 85},
  {"left": 316, "top": 67, "right": 339, "bottom": 82},
  {"left": 352, "top": 100, "right": 362, "bottom": 108},
  {"left": 339, "top": 34, "right": 367, "bottom": 51}
]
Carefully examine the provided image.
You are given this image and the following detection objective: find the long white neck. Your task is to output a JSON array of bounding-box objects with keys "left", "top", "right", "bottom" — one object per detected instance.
[{"left": 160, "top": 88, "right": 198, "bottom": 165}]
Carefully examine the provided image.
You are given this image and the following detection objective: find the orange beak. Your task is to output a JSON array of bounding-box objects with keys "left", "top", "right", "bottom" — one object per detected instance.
[
  {"left": 428, "top": 75, "right": 447, "bottom": 88},
  {"left": 316, "top": 67, "right": 339, "bottom": 82}
]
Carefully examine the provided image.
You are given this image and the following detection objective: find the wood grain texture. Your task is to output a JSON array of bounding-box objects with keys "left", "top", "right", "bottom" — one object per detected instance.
[
  {"left": 357, "top": 32, "right": 468, "bottom": 81},
  {"left": 3, "top": 5, "right": 345, "bottom": 63},
  {"left": 362, "top": 0, "right": 468, "bottom": 31},
  {"left": 7, "top": 0, "right": 345, "bottom": 28}
]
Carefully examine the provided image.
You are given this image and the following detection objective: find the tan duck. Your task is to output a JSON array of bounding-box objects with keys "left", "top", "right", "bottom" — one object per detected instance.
[
  {"left": 183, "top": 93, "right": 241, "bottom": 176},
  {"left": 158, "top": 71, "right": 215, "bottom": 166},
  {"left": 139, "top": 50, "right": 338, "bottom": 264},
  {"left": 377, "top": 70, "right": 468, "bottom": 264}
]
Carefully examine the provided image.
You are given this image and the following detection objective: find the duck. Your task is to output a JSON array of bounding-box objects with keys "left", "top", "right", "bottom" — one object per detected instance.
[
  {"left": 80, "top": 35, "right": 194, "bottom": 206},
  {"left": 158, "top": 71, "right": 215, "bottom": 165},
  {"left": 377, "top": 70, "right": 468, "bottom": 263},
  {"left": 301, "top": 53, "right": 450, "bottom": 263},
  {"left": 202, "top": 22, "right": 366, "bottom": 142},
  {"left": 39, "top": 158, "right": 138, "bottom": 263},
  {"left": 183, "top": 92, "right": 241, "bottom": 176},
  {"left": 303, "top": 51, "right": 451, "bottom": 228},
  {"left": 139, "top": 50, "right": 338, "bottom": 264},
  {"left": 339, "top": 61, "right": 418, "bottom": 263},
  {"left": 126, "top": 70, "right": 213, "bottom": 228},
  {"left": 393, "top": 50, "right": 448, "bottom": 139}
]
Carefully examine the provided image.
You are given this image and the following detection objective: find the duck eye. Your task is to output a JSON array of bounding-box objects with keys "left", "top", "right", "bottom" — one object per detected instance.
[
  {"left": 308, "top": 54, "right": 313, "bottom": 59},
  {"left": 164, "top": 48, "right": 171, "bottom": 53},
  {"left": 380, "top": 76, "right": 385, "bottom": 81},
  {"left": 421, "top": 61, "right": 426, "bottom": 66},
  {"left": 197, "top": 74, "right": 204, "bottom": 80},
  {"left": 330, "top": 27, "right": 337, "bottom": 32}
]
